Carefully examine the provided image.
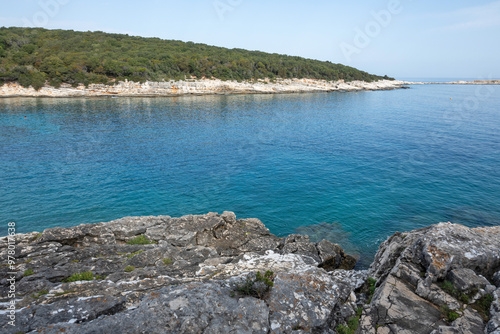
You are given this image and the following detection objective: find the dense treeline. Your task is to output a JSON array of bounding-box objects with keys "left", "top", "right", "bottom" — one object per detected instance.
[{"left": 0, "top": 27, "right": 392, "bottom": 90}]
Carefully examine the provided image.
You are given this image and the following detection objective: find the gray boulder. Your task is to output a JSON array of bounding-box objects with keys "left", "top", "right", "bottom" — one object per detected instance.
[{"left": 362, "top": 222, "right": 500, "bottom": 334}]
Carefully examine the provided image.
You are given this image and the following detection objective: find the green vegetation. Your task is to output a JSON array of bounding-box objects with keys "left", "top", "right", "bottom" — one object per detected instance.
[
  {"left": 62, "top": 271, "right": 102, "bottom": 282},
  {"left": 23, "top": 269, "right": 34, "bottom": 277},
  {"left": 440, "top": 280, "right": 456, "bottom": 295},
  {"left": 124, "top": 265, "right": 135, "bottom": 272},
  {"left": 439, "top": 280, "right": 493, "bottom": 321},
  {"left": 231, "top": 270, "right": 275, "bottom": 299},
  {"left": 336, "top": 307, "right": 362, "bottom": 334},
  {"left": 439, "top": 280, "right": 474, "bottom": 304},
  {"left": 0, "top": 27, "right": 392, "bottom": 90},
  {"left": 471, "top": 294, "right": 494, "bottom": 321},
  {"left": 440, "top": 305, "right": 460, "bottom": 323},
  {"left": 367, "top": 277, "right": 377, "bottom": 295},
  {"left": 162, "top": 258, "right": 173, "bottom": 265},
  {"left": 336, "top": 324, "right": 354, "bottom": 334},
  {"left": 32, "top": 289, "right": 49, "bottom": 299},
  {"left": 126, "top": 250, "right": 144, "bottom": 259},
  {"left": 366, "top": 277, "right": 377, "bottom": 303},
  {"left": 126, "top": 235, "right": 155, "bottom": 245}
]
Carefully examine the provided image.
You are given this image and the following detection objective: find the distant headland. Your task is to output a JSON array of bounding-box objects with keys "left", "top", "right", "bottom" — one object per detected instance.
[
  {"left": 0, "top": 27, "right": 392, "bottom": 93},
  {"left": 404, "top": 79, "right": 500, "bottom": 85}
]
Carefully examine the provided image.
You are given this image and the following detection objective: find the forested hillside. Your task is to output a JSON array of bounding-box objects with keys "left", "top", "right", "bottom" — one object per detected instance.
[{"left": 0, "top": 27, "right": 392, "bottom": 89}]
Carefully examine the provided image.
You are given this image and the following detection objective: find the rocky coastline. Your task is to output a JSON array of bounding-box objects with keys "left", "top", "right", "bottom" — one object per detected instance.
[
  {"left": 1, "top": 212, "right": 499, "bottom": 333},
  {"left": 401, "top": 79, "right": 500, "bottom": 85},
  {"left": 437, "top": 79, "right": 500, "bottom": 85},
  {"left": 0, "top": 78, "right": 406, "bottom": 98}
]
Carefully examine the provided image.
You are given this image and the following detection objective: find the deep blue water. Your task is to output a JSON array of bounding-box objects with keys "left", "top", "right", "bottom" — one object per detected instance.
[{"left": 1, "top": 85, "right": 500, "bottom": 267}]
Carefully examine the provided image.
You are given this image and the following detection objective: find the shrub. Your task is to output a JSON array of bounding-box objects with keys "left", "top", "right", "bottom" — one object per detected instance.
[
  {"left": 23, "top": 269, "right": 34, "bottom": 277},
  {"left": 367, "top": 277, "right": 377, "bottom": 294},
  {"left": 231, "top": 270, "right": 275, "bottom": 299},
  {"left": 356, "top": 307, "right": 363, "bottom": 317},
  {"left": 126, "top": 235, "right": 155, "bottom": 245},
  {"left": 63, "top": 271, "right": 95, "bottom": 283},
  {"left": 439, "top": 280, "right": 472, "bottom": 304},
  {"left": 336, "top": 324, "right": 354, "bottom": 334},
  {"left": 124, "top": 265, "right": 135, "bottom": 272},
  {"left": 347, "top": 315, "right": 359, "bottom": 329},
  {"left": 458, "top": 294, "right": 469, "bottom": 303},
  {"left": 440, "top": 280, "right": 457, "bottom": 295},
  {"left": 336, "top": 307, "right": 362, "bottom": 334},
  {"left": 366, "top": 277, "right": 377, "bottom": 303},
  {"left": 441, "top": 305, "right": 460, "bottom": 323},
  {"left": 33, "top": 289, "right": 49, "bottom": 298},
  {"left": 447, "top": 310, "right": 460, "bottom": 322},
  {"left": 472, "top": 294, "right": 494, "bottom": 321},
  {"left": 126, "top": 250, "right": 144, "bottom": 259},
  {"left": 162, "top": 258, "right": 173, "bottom": 265}
]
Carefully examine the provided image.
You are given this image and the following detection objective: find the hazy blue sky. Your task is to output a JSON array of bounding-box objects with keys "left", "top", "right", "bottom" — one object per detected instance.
[{"left": 1, "top": 0, "right": 499, "bottom": 79}]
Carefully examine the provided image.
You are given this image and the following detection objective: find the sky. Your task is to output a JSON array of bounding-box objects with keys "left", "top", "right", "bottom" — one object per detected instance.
[{"left": 1, "top": 0, "right": 500, "bottom": 79}]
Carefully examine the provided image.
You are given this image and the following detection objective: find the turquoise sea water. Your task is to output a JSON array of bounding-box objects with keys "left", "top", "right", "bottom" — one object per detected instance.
[{"left": 1, "top": 84, "right": 499, "bottom": 267}]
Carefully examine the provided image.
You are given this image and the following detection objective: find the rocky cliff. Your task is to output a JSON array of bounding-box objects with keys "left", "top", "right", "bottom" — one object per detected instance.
[
  {"left": 0, "top": 78, "right": 405, "bottom": 98},
  {"left": 0, "top": 213, "right": 499, "bottom": 334}
]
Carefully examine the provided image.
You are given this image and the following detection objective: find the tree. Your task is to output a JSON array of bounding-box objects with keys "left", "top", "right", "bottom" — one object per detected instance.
[{"left": 0, "top": 27, "right": 391, "bottom": 87}]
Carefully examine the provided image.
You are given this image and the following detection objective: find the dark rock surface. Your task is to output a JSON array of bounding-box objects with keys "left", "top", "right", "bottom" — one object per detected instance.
[
  {"left": 0, "top": 212, "right": 357, "bottom": 333},
  {"left": 1, "top": 214, "right": 499, "bottom": 333},
  {"left": 361, "top": 222, "right": 500, "bottom": 334}
]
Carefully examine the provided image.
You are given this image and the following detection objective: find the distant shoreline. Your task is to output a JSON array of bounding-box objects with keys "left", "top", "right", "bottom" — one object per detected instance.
[
  {"left": 403, "top": 79, "right": 500, "bottom": 85},
  {"left": 1, "top": 78, "right": 498, "bottom": 98},
  {"left": 0, "top": 78, "right": 406, "bottom": 98}
]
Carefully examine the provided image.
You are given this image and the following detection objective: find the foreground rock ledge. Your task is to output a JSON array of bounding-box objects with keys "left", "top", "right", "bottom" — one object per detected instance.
[{"left": 0, "top": 213, "right": 499, "bottom": 334}]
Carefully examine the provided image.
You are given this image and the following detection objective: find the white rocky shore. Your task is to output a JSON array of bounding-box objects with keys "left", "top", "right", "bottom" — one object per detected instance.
[{"left": 0, "top": 78, "right": 406, "bottom": 98}]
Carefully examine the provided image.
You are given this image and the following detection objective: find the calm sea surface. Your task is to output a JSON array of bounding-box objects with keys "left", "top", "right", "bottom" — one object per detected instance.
[{"left": 1, "top": 85, "right": 499, "bottom": 267}]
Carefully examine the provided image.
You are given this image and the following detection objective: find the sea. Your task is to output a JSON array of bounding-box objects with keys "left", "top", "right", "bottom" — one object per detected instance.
[{"left": 1, "top": 82, "right": 499, "bottom": 268}]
